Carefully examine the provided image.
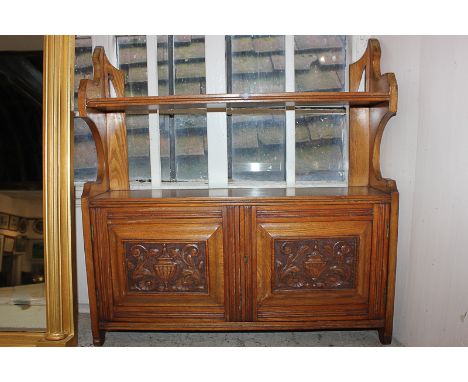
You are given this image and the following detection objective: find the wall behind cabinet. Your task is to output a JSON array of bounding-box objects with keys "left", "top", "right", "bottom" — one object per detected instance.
[{"left": 378, "top": 35, "right": 468, "bottom": 346}]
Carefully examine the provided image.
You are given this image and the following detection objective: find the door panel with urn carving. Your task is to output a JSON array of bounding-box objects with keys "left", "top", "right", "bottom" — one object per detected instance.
[
  {"left": 272, "top": 236, "right": 359, "bottom": 292},
  {"left": 92, "top": 207, "right": 228, "bottom": 322},
  {"left": 253, "top": 204, "right": 386, "bottom": 321}
]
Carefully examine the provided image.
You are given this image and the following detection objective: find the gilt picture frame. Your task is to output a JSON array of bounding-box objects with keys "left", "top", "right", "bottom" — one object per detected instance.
[
  {"left": 0, "top": 36, "right": 76, "bottom": 346},
  {"left": 3, "top": 236, "right": 15, "bottom": 253},
  {"left": 0, "top": 213, "right": 9, "bottom": 229},
  {"left": 14, "top": 235, "right": 27, "bottom": 253},
  {"left": 8, "top": 215, "right": 19, "bottom": 231},
  {"left": 18, "top": 218, "right": 28, "bottom": 234}
]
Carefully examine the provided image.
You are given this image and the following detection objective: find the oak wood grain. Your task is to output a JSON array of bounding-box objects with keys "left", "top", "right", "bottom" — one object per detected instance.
[
  {"left": 380, "top": 191, "right": 399, "bottom": 344},
  {"left": 86, "top": 92, "right": 390, "bottom": 112},
  {"left": 88, "top": 187, "right": 392, "bottom": 207},
  {"left": 255, "top": 219, "right": 372, "bottom": 321},
  {"left": 102, "top": 211, "right": 226, "bottom": 319},
  {"left": 348, "top": 108, "right": 370, "bottom": 186},
  {"left": 101, "top": 319, "right": 385, "bottom": 331},
  {"left": 349, "top": 39, "right": 398, "bottom": 191}
]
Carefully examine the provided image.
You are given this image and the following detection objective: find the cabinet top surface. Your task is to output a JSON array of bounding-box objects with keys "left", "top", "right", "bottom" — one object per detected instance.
[{"left": 88, "top": 187, "right": 391, "bottom": 207}]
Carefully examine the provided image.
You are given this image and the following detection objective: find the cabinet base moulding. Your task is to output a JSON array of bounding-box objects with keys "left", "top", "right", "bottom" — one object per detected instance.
[{"left": 101, "top": 319, "right": 386, "bottom": 331}]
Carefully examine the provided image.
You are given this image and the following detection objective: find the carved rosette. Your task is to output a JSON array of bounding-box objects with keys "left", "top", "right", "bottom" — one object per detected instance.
[
  {"left": 273, "top": 237, "right": 358, "bottom": 291},
  {"left": 125, "top": 242, "right": 207, "bottom": 293}
]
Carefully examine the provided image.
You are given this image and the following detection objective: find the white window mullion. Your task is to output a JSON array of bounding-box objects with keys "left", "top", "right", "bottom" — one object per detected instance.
[
  {"left": 146, "top": 35, "right": 162, "bottom": 188},
  {"left": 205, "top": 35, "right": 228, "bottom": 188},
  {"left": 285, "top": 35, "right": 295, "bottom": 187},
  {"left": 351, "top": 35, "right": 369, "bottom": 91},
  {"left": 92, "top": 35, "right": 117, "bottom": 65}
]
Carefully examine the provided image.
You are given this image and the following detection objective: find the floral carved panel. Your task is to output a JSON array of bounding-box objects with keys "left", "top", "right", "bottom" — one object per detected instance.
[
  {"left": 273, "top": 237, "right": 358, "bottom": 291},
  {"left": 124, "top": 242, "right": 207, "bottom": 293}
]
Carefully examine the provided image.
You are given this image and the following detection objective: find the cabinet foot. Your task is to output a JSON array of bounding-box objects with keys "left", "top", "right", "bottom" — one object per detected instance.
[
  {"left": 378, "top": 328, "right": 392, "bottom": 345},
  {"left": 92, "top": 331, "right": 106, "bottom": 346}
]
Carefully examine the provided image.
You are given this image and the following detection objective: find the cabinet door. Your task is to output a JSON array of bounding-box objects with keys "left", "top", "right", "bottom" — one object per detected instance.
[
  {"left": 254, "top": 204, "right": 388, "bottom": 322},
  {"left": 93, "top": 207, "right": 228, "bottom": 323}
]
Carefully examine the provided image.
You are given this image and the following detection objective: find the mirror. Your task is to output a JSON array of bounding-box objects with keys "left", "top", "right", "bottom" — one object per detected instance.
[
  {"left": 0, "top": 38, "right": 45, "bottom": 330},
  {"left": 0, "top": 36, "right": 75, "bottom": 346}
]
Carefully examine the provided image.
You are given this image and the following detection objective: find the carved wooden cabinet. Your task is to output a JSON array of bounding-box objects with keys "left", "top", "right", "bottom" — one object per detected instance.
[{"left": 78, "top": 39, "right": 399, "bottom": 346}]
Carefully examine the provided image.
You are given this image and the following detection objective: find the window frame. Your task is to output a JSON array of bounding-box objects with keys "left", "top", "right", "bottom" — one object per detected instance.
[{"left": 74, "top": 35, "right": 369, "bottom": 192}]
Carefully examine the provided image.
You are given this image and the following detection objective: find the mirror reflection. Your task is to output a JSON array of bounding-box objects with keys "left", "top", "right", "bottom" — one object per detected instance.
[{"left": 0, "top": 35, "right": 45, "bottom": 330}]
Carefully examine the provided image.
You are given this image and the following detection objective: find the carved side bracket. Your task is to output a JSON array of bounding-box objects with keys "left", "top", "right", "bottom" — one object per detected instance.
[
  {"left": 349, "top": 39, "right": 398, "bottom": 192},
  {"left": 78, "top": 47, "right": 129, "bottom": 198}
]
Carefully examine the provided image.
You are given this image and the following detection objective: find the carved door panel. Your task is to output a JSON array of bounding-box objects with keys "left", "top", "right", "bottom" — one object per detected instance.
[
  {"left": 253, "top": 204, "right": 388, "bottom": 321},
  {"left": 94, "top": 207, "right": 228, "bottom": 323}
]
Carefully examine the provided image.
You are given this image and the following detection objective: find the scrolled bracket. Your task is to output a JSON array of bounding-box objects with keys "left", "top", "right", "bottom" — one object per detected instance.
[
  {"left": 77, "top": 46, "right": 128, "bottom": 197},
  {"left": 350, "top": 38, "right": 398, "bottom": 192}
]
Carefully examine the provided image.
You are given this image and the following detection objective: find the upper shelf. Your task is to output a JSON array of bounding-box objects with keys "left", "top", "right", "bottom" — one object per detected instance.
[{"left": 85, "top": 92, "right": 391, "bottom": 113}]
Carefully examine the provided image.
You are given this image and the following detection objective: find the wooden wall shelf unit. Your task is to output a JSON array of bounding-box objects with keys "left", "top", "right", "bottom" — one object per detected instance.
[{"left": 78, "top": 38, "right": 399, "bottom": 346}]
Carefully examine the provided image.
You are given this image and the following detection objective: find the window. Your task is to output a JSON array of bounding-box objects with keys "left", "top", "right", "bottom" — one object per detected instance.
[
  {"left": 293, "top": 36, "right": 347, "bottom": 184},
  {"left": 226, "top": 36, "right": 286, "bottom": 182},
  {"left": 225, "top": 35, "right": 346, "bottom": 183},
  {"left": 294, "top": 35, "right": 346, "bottom": 92},
  {"left": 117, "top": 35, "right": 151, "bottom": 181},
  {"left": 74, "top": 35, "right": 349, "bottom": 188},
  {"left": 157, "top": 36, "right": 208, "bottom": 182},
  {"left": 295, "top": 110, "right": 347, "bottom": 182},
  {"left": 227, "top": 35, "right": 285, "bottom": 94}
]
